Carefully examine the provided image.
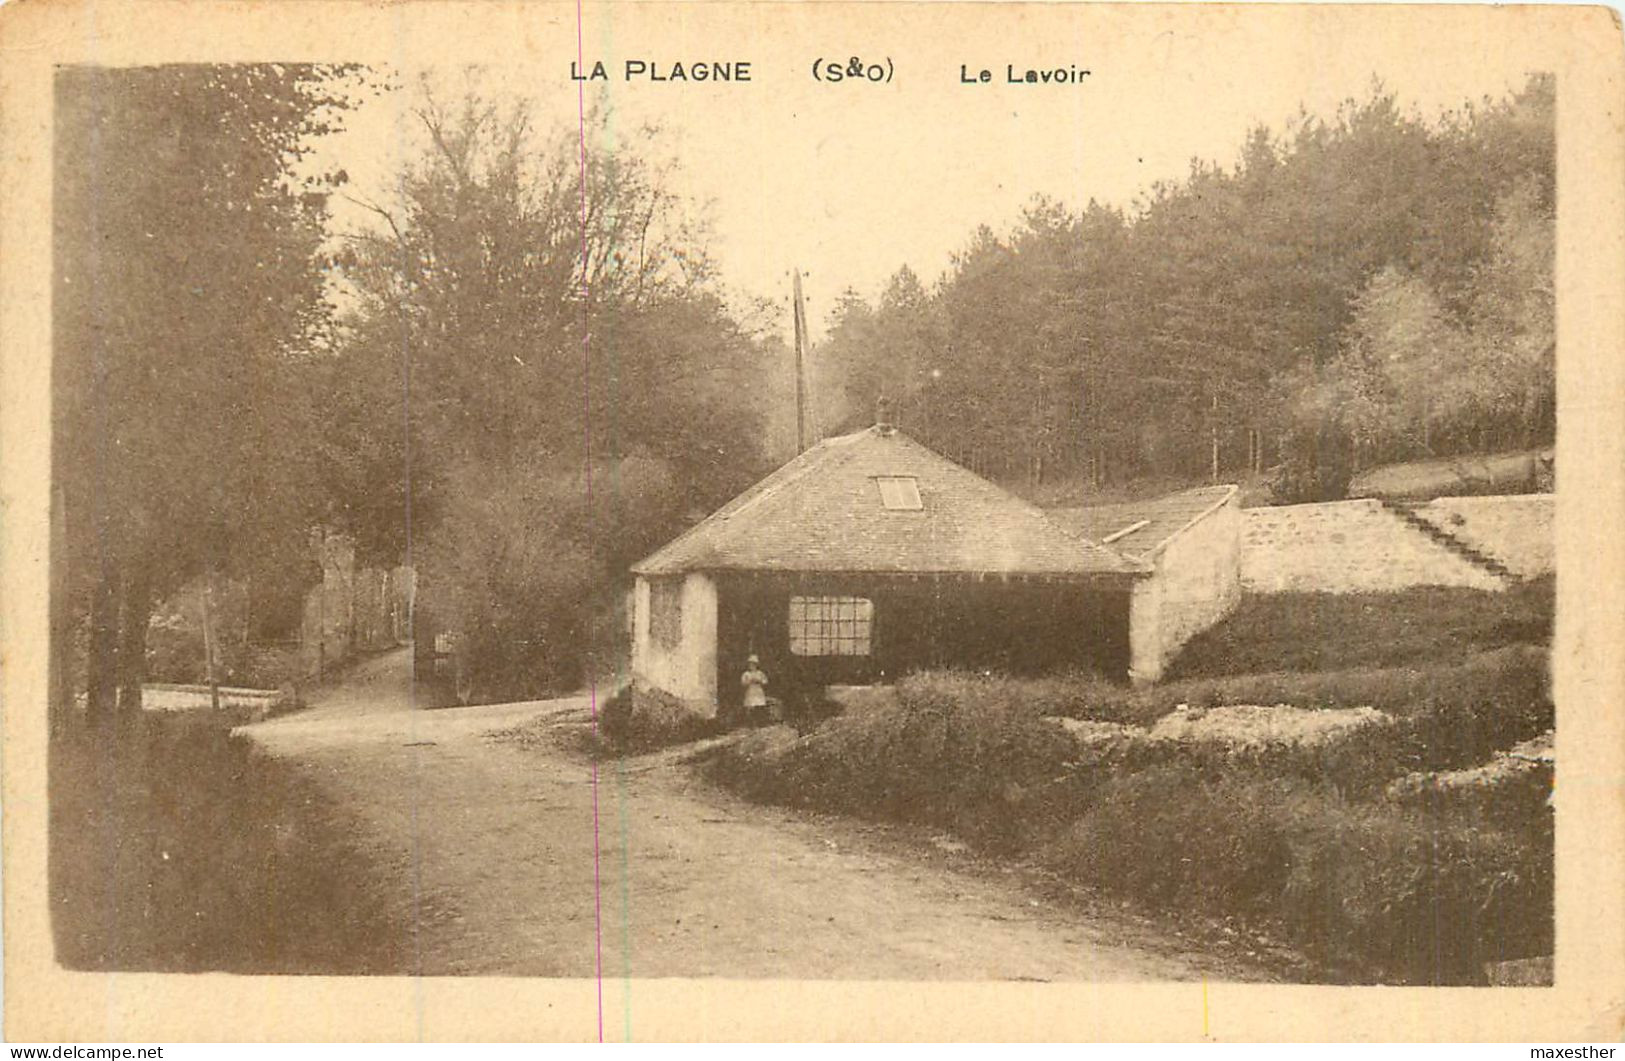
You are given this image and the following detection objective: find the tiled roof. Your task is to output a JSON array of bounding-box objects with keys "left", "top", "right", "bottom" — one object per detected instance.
[
  {"left": 632, "top": 427, "right": 1149, "bottom": 578},
  {"left": 1048, "top": 485, "right": 1238, "bottom": 559}
]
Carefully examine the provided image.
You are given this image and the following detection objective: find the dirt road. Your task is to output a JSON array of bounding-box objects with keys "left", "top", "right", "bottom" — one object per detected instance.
[{"left": 242, "top": 648, "right": 1266, "bottom": 981}]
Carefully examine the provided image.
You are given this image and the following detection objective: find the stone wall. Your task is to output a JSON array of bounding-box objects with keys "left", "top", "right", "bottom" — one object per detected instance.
[
  {"left": 142, "top": 683, "right": 284, "bottom": 716},
  {"left": 1241, "top": 499, "right": 1507, "bottom": 594},
  {"left": 1129, "top": 492, "right": 1242, "bottom": 683},
  {"left": 1417, "top": 495, "right": 1554, "bottom": 579}
]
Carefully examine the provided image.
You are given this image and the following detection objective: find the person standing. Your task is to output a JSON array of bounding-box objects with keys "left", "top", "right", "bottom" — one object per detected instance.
[{"left": 741, "top": 654, "right": 770, "bottom": 720}]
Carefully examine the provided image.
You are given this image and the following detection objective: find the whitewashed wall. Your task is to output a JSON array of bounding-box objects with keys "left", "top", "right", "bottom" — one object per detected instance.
[
  {"left": 1128, "top": 494, "right": 1243, "bottom": 683},
  {"left": 630, "top": 572, "right": 719, "bottom": 714}
]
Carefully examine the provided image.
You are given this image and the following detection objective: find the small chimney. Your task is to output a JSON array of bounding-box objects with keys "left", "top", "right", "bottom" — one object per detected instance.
[{"left": 876, "top": 395, "right": 895, "bottom": 435}]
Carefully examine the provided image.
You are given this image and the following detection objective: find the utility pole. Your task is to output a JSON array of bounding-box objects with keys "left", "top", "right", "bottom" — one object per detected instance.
[
  {"left": 200, "top": 575, "right": 221, "bottom": 712},
  {"left": 1210, "top": 386, "right": 1220, "bottom": 484},
  {"left": 792, "top": 268, "right": 809, "bottom": 453}
]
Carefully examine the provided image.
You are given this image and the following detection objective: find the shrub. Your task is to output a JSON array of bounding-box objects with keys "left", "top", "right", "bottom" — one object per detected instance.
[
  {"left": 1286, "top": 645, "right": 1553, "bottom": 795},
  {"left": 1386, "top": 734, "right": 1554, "bottom": 832},
  {"left": 1276, "top": 796, "right": 1553, "bottom": 983},
  {"left": 1152, "top": 648, "right": 1553, "bottom": 796},
  {"left": 597, "top": 686, "right": 635, "bottom": 744},
  {"left": 835, "top": 645, "right": 1550, "bottom": 738},
  {"left": 146, "top": 622, "right": 304, "bottom": 690},
  {"left": 709, "top": 670, "right": 1081, "bottom": 850},
  {"left": 1043, "top": 646, "right": 1552, "bottom": 770},
  {"left": 1004, "top": 669, "right": 1169, "bottom": 726},
  {"left": 415, "top": 451, "right": 690, "bottom": 703},
  {"left": 1053, "top": 766, "right": 1298, "bottom": 918},
  {"left": 704, "top": 659, "right": 1555, "bottom": 983},
  {"left": 1153, "top": 659, "right": 1495, "bottom": 714},
  {"left": 706, "top": 724, "right": 804, "bottom": 802},
  {"left": 714, "top": 646, "right": 1553, "bottom": 820},
  {"left": 598, "top": 685, "right": 719, "bottom": 754},
  {"left": 1168, "top": 582, "right": 1553, "bottom": 680},
  {"left": 1049, "top": 767, "right": 1553, "bottom": 983}
]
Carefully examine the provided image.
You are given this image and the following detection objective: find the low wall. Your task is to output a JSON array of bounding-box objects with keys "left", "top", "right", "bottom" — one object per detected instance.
[
  {"left": 1242, "top": 499, "right": 1506, "bottom": 594},
  {"left": 1417, "top": 495, "right": 1554, "bottom": 579},
  {"left": 141, "top": 683, "right": 284, "bottom": 717}
]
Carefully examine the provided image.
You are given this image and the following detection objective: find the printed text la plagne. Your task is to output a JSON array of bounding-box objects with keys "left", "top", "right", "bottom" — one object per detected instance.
[{"left": 568, "top": 58, "right": 1092, "bottom": 85}]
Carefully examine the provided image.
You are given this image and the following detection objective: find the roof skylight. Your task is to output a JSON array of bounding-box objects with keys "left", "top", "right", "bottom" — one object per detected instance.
[{"left": 875, "top": 476, "right": 923, "bottom": 511}]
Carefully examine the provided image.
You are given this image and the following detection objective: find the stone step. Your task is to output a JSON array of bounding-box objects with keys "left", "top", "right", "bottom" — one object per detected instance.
[{"left": 1379, "top": 499, "right": 1516, "bottom": 583}]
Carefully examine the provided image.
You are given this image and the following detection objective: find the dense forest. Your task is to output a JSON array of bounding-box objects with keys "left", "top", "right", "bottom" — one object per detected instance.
[
  {"left": 815, "top": 75, "right": 1554, "bottom": 501},
  {"left": 52, "top": 68, "right": 1555, "bottom": 709}
]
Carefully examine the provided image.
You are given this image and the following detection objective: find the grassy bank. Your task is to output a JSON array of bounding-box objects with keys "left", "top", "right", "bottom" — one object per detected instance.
[
  {"left": 1167, "top": 579, "right": 1553, "bottom": 679},
  {"left": 51, "top": 713, "right": 405, "bottom": 973},
  {"left": 706, "top": 653, "right": 1554, "bottom": 984}
]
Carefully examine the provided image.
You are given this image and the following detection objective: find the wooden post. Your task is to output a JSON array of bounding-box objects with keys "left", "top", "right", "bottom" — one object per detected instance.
[
  {"left": 200, "top": 575, "right": 221, "bottom": 713},
  {"left": 117, "top": 567, "right": 152, "bottom": 713},
  {"left": 1210, "top": 388, "right": 1219, "bottom": 484}
]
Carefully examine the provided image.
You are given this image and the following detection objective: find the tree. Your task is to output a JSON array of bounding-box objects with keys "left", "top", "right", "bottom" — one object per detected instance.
[
  {"left": 338, "top": 91, "right": 772, "bottom": 700},
  {"left": 54, "top": 64, "right": 362, "bottom": 721},
  {"left": 814, "top": 74, "right": 1554, "bottom": 497},
  {"left": 1339, "top": 266, "right": 1472, "bottom": 458},
  {"left": 1467, "top": 177, "right": 1555, "bottom": 448},
  {"left": 818, "top": 267, "right": 943, "bottom": 436}
]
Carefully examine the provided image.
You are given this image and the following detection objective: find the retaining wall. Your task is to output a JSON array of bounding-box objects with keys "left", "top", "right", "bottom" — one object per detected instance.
[
  {"left": 1241, "top": 499, "right": 1507, "bottom": 594},
  {"left": 1129, "top": 494, "right": 1242, "bottom": 683},
  {"left": 1416, "top": 495, "right": 1554, "bottom": 579}
]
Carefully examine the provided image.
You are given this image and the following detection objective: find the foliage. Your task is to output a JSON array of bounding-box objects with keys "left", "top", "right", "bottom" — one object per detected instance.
[
  {"left": 1387, "top": 751, "right": 1554, "bottom": 830},
  {"left": 597, "top": 684, "right": 720, "bottom": 754},
  {"left": 1168, "top": 643, "right": 1547, "bottom": 714},
  {"left": 145, "top": 621, "right": 304, "bottom": 691},
  {"left": 1053, "top": 646, "right": 1553, "bottom": 797},
  {"left": 413, "top": 451, "right": 642, "bottom": 700},
  {"left": 337, "top": 93, "right": 768, "bottom": 495},
  {"left": 50, "top": 715, "right": 406, "bottom": 972},
  {"left": 974, "top": 668, "right": 1171, "bottom": 726},
  {"left": 1052, "top": 768, "right": 1552, "bottom": 983},
  {"left": 1279, "top": 171, "right": 1555, "bottom": 490},
  {"left": 952, "top": 625, "right": 1551, "bottom": 735},
  {"left": 339, "top": 94, "right": 774, "bottom": 698},
  {"left": 53, "top": 64, "right": 366, "bottom": 715},
  {"left": 709, "top": 671, "right": 1079, "bottom": 851},
  {"left": 706, "top": 645, "right": 1554, "bottom": 982}
]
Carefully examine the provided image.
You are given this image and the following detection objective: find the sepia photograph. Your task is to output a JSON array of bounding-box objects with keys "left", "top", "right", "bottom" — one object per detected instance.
[{"left": 2, "top": 0, "right": 1622, "bottom": 1043}]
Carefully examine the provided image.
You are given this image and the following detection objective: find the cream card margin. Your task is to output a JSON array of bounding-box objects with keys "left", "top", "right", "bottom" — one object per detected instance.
[{"left": 1, "top": 0, "right": 1621, "bottom": 1042}]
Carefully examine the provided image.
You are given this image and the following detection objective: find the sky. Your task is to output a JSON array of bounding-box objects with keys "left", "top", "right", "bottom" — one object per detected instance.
[{"left": 315, "top": 5, "right": 1550, "bottom": 342}]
